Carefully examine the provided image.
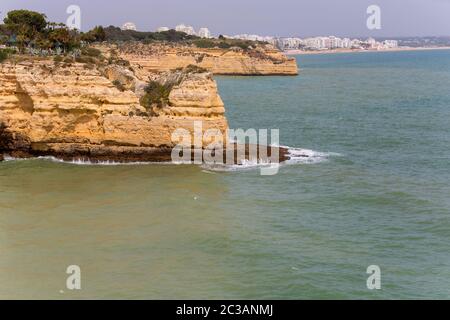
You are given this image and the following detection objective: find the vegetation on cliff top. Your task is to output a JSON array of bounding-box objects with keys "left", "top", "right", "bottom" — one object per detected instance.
[
  {"left": 102, "top": 27, "right": 267, "bottom": 51},
  {"left": 193, "top": 38, "right": 264, "bottom": 51},
  {"left": 0, "top": 9, "right": 267, "bottom": 56},
  {"left": 182, "top": 64, "right": 208, "bottom": 74},
  {"left": 140, "top": 64, "right": 209, "bottom": 112},
  {"left": 140, "top": 81, "right": 173, "bottom": 109},
  {"left": 0, "top": 50, "right": 7, "bottom": 63},
  {"left": 0, "top": 10, "right": 105, "bottom": 53},
  {"left": 0, "top": 47, "right": 17, "bottom": 63},
  {"left": 0, "top": 49, "right": 13, "bottom": 63},
  {"left": 103, "top": 26, "right": 197, "bottom": 43}
]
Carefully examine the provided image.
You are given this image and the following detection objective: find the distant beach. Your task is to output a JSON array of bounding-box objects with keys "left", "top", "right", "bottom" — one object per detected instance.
[{"left": 285, "top": 46, "right": 450, "bottom": 55}]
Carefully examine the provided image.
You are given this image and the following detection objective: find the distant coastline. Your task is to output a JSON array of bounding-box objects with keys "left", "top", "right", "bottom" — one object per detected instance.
[{"left": 285, "top": 46, "right": 450, "bottom": 55}]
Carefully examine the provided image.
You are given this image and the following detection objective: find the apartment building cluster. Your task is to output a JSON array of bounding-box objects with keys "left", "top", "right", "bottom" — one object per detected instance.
[
  {"left": 225, "top": 34, "right": 399, "bottom": 51},
  {"left": 277, "top": 36, "right": 399, "bottom": 51},
  {"left": 156, "top": 24, "right": 212, "bottom": 38},
  {"left": 223, "top": 34, "right": 278, "bottom": 45},
  {"left": 123, "top": 22, "right": 400, "bottom": 51}
]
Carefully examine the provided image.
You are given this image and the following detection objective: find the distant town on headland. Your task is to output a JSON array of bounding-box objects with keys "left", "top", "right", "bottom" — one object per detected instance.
[{"left": 120, "top": 22, "right": 450, "bottom": 52}]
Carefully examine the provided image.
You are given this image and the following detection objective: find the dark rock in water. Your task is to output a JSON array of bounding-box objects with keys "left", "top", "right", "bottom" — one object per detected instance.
[{"left": 0, "top": 143, "right": 291, "bottom": 165}]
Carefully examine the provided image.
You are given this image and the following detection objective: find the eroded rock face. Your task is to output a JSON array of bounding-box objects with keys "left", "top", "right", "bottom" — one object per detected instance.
[
  {"left": 107, "top": 43, "right": 299, "bottom": 76},
  {"left": 0, "top": 59, "right": 228, "bottom": 161}
]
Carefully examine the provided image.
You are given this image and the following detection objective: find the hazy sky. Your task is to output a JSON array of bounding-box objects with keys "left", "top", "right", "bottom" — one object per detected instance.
[{"left": 1, "top": 0, "right": 449, "bottom": 37}]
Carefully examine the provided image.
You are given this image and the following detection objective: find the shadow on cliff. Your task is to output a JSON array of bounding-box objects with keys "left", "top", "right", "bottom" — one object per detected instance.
[
  {"left": 0, "top": 122, "right": 11, "bottom": 151},
  {"left": 0, "top": 122, "right": 31, "bottom": 158},
  {"left": 15, "top": 82, "right": 35, "bottom": 114}
]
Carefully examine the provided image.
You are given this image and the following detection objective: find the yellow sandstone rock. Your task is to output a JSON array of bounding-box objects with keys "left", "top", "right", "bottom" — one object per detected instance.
[
  {"left": 0, "top": 44, "right": 296, "bottom": 162},
  {"left": 0, "top": 59, "right": 228, "bottom": 161},
  {"left": 100, "top": 43, "right": 299, "bottom": 76}
]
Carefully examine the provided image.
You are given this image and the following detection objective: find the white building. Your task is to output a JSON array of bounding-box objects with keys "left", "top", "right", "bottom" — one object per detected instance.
[
  {"left": 328, "top": 36, "right": 343, "bottom": 49},
  {"left": 263, "top": 37, "right": 277, "bottom": 46},
  {"left": 175, "top": 24, "right": 196, "bottom": 36},
  {"left": 383, "top": 40, "right": 399, "bottom": 48},
  {"left": 303, "top": 37, "right": 326, "bottom": 50},
  {"left": 351, "top": 39, "right": 363, "bottom": 48},
  {"left": 279, "top": 37, "right": 303, "bottom": 49},
  {"left": 157, "top": 27, "right": 170, "bottom": 32},
  {"left": 121, "top": 22, "right": 137, "bottom": 31},
  {"left": 231, "top": 34, "right": 267, "bottom": 42},
  {"left": 341, "top": 38, "right": 352, "bottom": 48},
  {"left": 198, "top": 27, "right": 212, "bottom": 38},
  {"left": 366, "top": 37, "right": 377, "bottom": 48}
]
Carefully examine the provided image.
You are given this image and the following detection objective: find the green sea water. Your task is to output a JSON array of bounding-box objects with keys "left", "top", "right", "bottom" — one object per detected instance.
[{"left": 1, "top": 50, "right": 450, "bottom": 299}]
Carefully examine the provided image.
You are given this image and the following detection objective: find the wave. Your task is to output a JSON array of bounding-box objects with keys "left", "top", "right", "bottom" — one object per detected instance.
[
  {"left": 200, "top": 147, "right": 340, "bottom": 172},
  {"left": 2, "top": 155, "right": 175, "bottom": 166},
  {"left": 285, "top": 147, "right": 340, "bottom": 164}
]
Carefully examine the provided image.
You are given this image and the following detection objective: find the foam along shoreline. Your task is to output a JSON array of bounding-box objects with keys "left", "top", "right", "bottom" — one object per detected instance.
[{"left": 284, "top": 46, "right": 450, "bottom": 55}]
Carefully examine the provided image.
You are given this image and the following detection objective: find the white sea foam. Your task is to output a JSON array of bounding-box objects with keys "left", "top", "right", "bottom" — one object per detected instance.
[
  {"left": 2, "top": 155, "right": 175, "bottom": 166},
  {"left": 284, "top": 147, "right": 338, "bottom": 165},
  {"left": 200, "top": 146, "right": 340, "bottom": 172}
]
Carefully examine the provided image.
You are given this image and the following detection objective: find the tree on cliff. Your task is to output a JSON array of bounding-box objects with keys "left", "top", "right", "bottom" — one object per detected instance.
[
  {"left": 47, "top": 23, "right": 80, "bottom": 52},
  {"left": 3, "top": 10, "right": 47, "bottom": 51},
  {"left": 81, "top": 26, "right": 106, "bottom": 43}
]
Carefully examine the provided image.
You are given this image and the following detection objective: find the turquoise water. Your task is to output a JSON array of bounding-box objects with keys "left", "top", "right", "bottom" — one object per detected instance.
[{"left": 1, "top": 50, "right": 450, "bottom": 299}]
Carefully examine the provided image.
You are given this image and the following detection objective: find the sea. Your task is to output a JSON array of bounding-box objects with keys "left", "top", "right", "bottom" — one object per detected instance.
[{"left": 0, "top": 49, "right": 449, "bottom": 299}]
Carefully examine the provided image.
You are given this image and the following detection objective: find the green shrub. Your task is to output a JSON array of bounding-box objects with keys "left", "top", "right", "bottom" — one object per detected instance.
[
  {"left": 184, "top": 64, "right": 208, "bottom": 74},
  {"left": 80, "top": 26, "right": 106, "bottom": 43},
  {"left": 232, "top": 40, "right": 254, "bottom": 50},
  {"left": 193, "top": 39, "right": 216, "bottom": 48},
  {"left": 53, "top": 55, "right": 63, "bottom": 62},
  {"left": 0, "top": 50, "right": 8, "bottom": 63},
  {"left": 0, "top": 48, "right": 15, "bottom": 63},
  {"left": 81, "top": 47, "right": 102, "bottom": 57},
  {"left": 112, "top": 80, "right": 125, "bottom": 92},
  {"left": 140, "top": 81, "right": 173, "bottom": 109},
  {"left": 218, "top": 42, "right": 231, "bottom": 49}
]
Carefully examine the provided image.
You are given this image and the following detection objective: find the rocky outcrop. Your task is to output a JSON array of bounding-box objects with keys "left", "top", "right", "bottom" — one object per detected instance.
[
  {"left": 104, "top": 43, "right": 299, "bottom": 76},
  {"left": 0, "top": 59, "right": 228, "bottom": 162}
]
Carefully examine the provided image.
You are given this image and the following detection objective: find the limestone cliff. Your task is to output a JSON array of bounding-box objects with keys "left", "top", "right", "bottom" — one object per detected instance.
[
  {"left": 0, "top": 58, "right": 228, "bottom": 162},
  {"left": 101, "top": 43, "right": 299, "bottom": 76}
]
